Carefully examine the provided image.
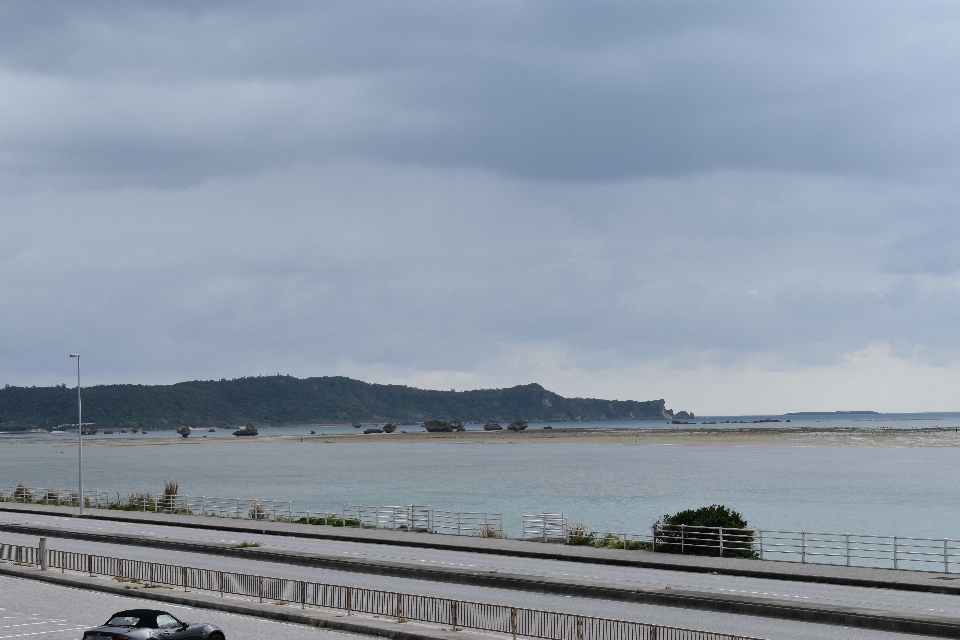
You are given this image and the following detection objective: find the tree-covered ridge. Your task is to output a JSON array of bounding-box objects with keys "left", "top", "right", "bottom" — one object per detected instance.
[{"left": 0, "top": 376, "right": 667, "bottom": 430}]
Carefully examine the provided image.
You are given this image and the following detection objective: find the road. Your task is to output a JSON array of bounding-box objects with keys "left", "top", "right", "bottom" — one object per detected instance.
[
  {"left": 0, "top": 512, "right": 954, "bottom": 639},
  {"left": 0, "top": 574, "right": 359, "bottom": 640},
  {"left": 1, "top": 511, "right": 959, "bottom": 620}
]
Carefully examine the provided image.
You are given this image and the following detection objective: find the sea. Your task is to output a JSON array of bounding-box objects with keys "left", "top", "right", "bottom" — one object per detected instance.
[{"left": 2, "top": 412, "right": 960, "bottom": 540}]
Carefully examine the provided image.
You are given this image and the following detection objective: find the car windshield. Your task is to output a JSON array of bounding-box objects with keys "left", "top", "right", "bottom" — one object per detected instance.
[{"left": 106, "top": 616, "right": 139, "bottom": 627}]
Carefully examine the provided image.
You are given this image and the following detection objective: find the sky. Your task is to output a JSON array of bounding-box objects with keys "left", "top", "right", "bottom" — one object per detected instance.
[{"left": 3, "top": 2, "right": 960, "bottom": 414}]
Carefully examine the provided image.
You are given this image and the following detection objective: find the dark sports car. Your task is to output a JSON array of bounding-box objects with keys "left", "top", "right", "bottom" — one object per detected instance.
[{"left": 81, "top": 609, "right": 224, "bottom": 640}]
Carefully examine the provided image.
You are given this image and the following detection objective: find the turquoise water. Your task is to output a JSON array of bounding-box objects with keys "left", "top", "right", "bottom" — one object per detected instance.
[{"left": 2, "top": 434, "right": 960, "bottom": 540}]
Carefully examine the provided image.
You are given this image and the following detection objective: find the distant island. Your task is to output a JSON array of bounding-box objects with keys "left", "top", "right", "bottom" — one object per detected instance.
[
  {"left": 785, "top": 411, "right": 879, "bottom": 415},
  {"left": 0, "top": 375, "right": 669, "bottom": 431}
]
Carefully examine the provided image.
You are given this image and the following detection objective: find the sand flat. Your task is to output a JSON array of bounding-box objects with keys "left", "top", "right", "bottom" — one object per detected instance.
[{"left": 25, "top": 425, "right": 960, "bottom": 447}]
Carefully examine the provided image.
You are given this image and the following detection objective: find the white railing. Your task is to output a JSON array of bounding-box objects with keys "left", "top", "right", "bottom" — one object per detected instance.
[
  {"left": 756, "top": 529, "right": 960, "bottom": 572},
  {"left": 522, "top": 513, "right": 568, "bottom": 542},
  {"left": 0, "top": 486, "right": 503, "bottom": 537},
  {"left": 0, "top": 486, "right": 110, "bottom": 508},
  {"left": 6, "top": 484, "right": 960, "bottom": 574}
]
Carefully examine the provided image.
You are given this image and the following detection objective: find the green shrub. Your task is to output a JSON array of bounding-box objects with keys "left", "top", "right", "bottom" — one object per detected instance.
[
  {"left": 566, "top": 522, "right": 596, "bottom": 546},
  {"left": 654, "top": 504, "right": 757, "bottom": 558}
]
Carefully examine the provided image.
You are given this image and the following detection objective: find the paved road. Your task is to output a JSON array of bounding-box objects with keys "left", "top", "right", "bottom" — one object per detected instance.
[
  {"left": 0, "top": 574, "right": 358, "bottom": 640},
  {"left": 0, "top": 517, "right": 952, "bottom": 639},
  {"left": 2, "top": 511, "right": 960, "bottom": 622}
]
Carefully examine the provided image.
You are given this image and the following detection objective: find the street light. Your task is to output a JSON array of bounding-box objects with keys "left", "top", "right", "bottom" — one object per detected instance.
[{"left": 69, "top": 353, "right": 83, "bottom": 515}]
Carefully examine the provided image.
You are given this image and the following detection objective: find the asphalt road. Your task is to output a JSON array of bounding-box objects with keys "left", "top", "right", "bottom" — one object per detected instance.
[
  {"left": 0, "top": 514, "right": 953, "bottom": 640},
  {"left": 0, "top": 574, "right": 359, "bottom": 640},
  {"left": 1, "top": 511, "right": 959, "bottom": 621}
]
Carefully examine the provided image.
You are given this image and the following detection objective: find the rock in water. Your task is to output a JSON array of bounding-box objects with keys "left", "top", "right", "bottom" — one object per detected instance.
[
  {"left": 423, "top": 419, "right": 452, "bottom": 432},
  {"left": 484, "top": 422, "right": 503, "bottom": 431},
  {"left": 507, "top": 421, "right": 528, "bottom": 431}
]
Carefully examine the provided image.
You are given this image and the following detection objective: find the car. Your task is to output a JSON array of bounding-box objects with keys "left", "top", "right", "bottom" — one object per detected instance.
[{"left": 81, "top": 609, "right": 224, "bottom": 640}]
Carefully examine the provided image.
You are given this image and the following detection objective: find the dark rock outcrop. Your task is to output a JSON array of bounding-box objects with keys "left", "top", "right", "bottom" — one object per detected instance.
[
  {"left": 233, "top": 425, "right": 258, "bottom": 437},
  {"left": 484, "top": 422, "right": 502, "bottom": 431},
  {"left": 423, "top": 419, "right": 452, "bottom": 432},
  {"left": 507, "top": 420, "right": 528, "bottom": 431}
]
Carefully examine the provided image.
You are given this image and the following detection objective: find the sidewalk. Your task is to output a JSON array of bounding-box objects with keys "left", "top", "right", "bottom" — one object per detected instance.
[{"left": 2, "top": 501, "right": 958, "bottom": 595}]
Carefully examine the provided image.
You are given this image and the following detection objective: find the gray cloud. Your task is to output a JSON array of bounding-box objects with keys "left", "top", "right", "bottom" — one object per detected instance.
[
  {"left": 4, "top": 3, "right": 960, "bottom": 411},
  {"left": 3, "top": 2, "right": 960, "bottom": 186}
]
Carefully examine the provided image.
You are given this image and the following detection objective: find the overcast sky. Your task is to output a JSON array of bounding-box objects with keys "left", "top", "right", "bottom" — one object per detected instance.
[{"left": 4, "top": 2, "right": 960, "bottom": 413}]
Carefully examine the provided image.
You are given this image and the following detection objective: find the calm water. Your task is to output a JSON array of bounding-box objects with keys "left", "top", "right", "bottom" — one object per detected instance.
[{"left": 3, "top": 424, "right": 960, "bottom": 539}]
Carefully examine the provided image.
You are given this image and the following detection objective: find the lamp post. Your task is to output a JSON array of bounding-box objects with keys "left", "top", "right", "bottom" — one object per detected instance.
[{"left": 69, "top": 353, "right": 83, "bottom": 514}]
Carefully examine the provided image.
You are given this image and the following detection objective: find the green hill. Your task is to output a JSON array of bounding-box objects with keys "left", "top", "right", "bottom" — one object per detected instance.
[{"left": 0, "top": 376, "right": 667, "bottom": 430}]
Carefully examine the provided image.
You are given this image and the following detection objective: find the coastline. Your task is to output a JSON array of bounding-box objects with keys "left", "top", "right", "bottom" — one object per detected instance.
[{"left": 6, "top": 426, "right": 960, "bottom": 447}]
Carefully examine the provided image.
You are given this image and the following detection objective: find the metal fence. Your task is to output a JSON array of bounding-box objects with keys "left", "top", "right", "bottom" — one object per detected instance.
[
  {"left": 0, "top": 486, "right": 111, "bottom": 508},
  {"left": 755, "top": 529, "right": 960, "bottom": 572},
  {"left": 0, "top": 541, "right": 763, "bottom": 640},
  {"left": 0, "top": 486, "right": 502, "bottom": 536},
  {"left": 523, "top": 513, "right": 569, "bottom": 542},
  {"left": 6, "top": 484, "right": 960, "bottom": 574}
]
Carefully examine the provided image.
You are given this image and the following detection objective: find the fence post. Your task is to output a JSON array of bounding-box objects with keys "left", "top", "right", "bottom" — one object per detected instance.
[
  {"left": 946, "top": 539, "right": 950, "bottom": 574},
  {"left": 219, "top": 571, "right": 223, "bottom": 597},
  {"left": 576, "top": 616, "right": 584, "bottom": 640},
  {"left": 88, "top": 554, "right": 93, "bottom": 577},
  {"left": 893, "top": 536, "right": 898, "bottom": 570},
  {"left": 719, "top": 527, "right": 724, "bottom": 557},
  {"left": 396, "top": 592, "right": 402, "bottom": 621},
  {"left": 457, "top": 512, "right": 462, "bottom": 537},
  {"left": 511, "top": 607, "right": 517, "bottom": 640},
  {"left": 846, "top": 534, "right": 850, "bottom": 567},
  {"left": 651, "top": 625, "right": 659, "bottom": 640},
  {"left": 652, "top": 525, "right": 656, "bottom": 552},
  {"left": 681, "top": 524, "right": 685, "bottom": 555},
  {"left": 623, "top": 533, "right": 627, "bottom": 552},
  {"left": 758, "top": 529, "right": 764, "bottom": 560},
  {"left": 346, "top": 586, "right": 352, "bottom": 615},
  {"left": 258, "top": 577, "right": 263, "bottom": 603},
  {"left": 301, "top": 581, "right": 306, "bottom": 609},
  {"left": 801, "top": 532, "right": 806, "bottom": 563},
  {"left": 39, "top": 538, "right": 47, "bottom": 570},
  {"left": 150, "top": 564, "right": 155, "bottom": 585},
  {"left": 183, "top": 567, "right": 188, "bottom": 592},
  {"left": 450, "top": 600, "right": 458, "bottom": 631}
]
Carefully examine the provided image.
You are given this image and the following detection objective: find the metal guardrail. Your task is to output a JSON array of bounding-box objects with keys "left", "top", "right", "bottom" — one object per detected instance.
[
  {"left": 0, "top": 541, "right": 764, "bottom": 640},
  {"left": 5, "top": 484, "right": 960, "bottom": 574},
  {"left": 0, "top": 486, "right": 503, "bottom": 536},
  {"left": 755, "top": 529, "right": 960, "bottom": 572},
  {"left": 523, "top": 513, "right": 569, "bottom": 541}
]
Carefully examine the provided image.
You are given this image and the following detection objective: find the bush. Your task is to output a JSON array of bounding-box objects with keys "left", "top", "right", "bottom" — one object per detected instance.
[
  {"left": 13, "top": 481, "right": 34, "bottom": 503},
  {"left": 654, "top": 505, "right": 756, "bottom": 558},
  {"left": 566, "top": 522, "right": 596, "bottom": 546},
  {"left": 249, "top": 501, "right": 267, "bottom": 520}
]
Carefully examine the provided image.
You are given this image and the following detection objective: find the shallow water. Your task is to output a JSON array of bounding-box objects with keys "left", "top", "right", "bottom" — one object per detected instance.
[{"left": 2, "top": 437, "right": 960, "bottom": 540}]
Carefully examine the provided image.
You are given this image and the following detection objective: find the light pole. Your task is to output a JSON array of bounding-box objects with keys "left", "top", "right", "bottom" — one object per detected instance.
[{"left": 69, "top": 353, "right": 83, "bottom": 515}]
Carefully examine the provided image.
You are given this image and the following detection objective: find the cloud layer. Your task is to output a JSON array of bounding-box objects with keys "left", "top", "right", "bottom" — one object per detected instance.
[{"left": 3, "top": 2, "right": 960, "bottom": 412}]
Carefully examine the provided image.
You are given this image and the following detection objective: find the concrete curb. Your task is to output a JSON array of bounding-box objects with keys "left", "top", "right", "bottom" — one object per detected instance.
[
  {"left": 2, "top": 502, "right": 955, "bottom": 595},
  {"left": 5, "top": 523, "right": 960, "bottom": 637},
  {"left": 0, "top": 563, "right": 486, "bottom": 640}
]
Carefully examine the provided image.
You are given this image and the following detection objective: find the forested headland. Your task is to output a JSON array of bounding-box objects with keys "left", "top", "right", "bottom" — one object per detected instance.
[{"left": 0, "top": 376, "right": 668, "bottom": 431}]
